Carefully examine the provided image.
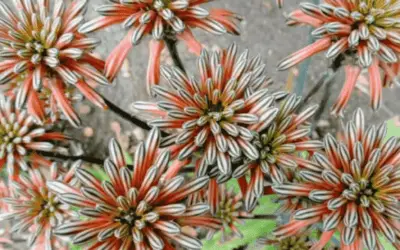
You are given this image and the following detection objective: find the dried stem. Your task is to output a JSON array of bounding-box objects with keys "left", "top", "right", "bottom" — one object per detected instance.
[
  {"left": 240, "top": 214, "right": 277, "bottom": 220},
  {"left": 102, "top": 95, "right": 152, "bottom": 131},
  {"left": 37, "top": 151, "right": 104, "bottom": 165},
  {"left": 100, "top": 95, "right": 169, "bottom": 137},
  {"left": 298, "top": 54, "right": 344, "bottom": 110},
  {"left": 314, "top": 78, "right": 335, "bottom": 121},
  {"left": 164, "top": 36, "right": 186, "bottom": 72},
  {"left": 232, "top": 245, "right": 248, "bottom": 250},
  {"left": 297, "top": 54, "right": 345, "bottom": 138},
  {"left": 179, "top": 167, "right": 196, "bottom": 173},
  {"left": 312, "top": 80, "right": 337, "bottom": 138}
]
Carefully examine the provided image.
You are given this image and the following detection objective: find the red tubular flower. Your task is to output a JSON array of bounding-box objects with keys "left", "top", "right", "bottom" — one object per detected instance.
[
  {"left": 0, "top": 98, "right": 67, "bottom": 179},
  {"left": 6, "top": 83, "right": 84, "bottom": 125},
  {"left": 48, "top": 129, "right": 219, "bottom": 249},
  {"left": 273, "top": 109, "right": 400, "bottom": 250},
  {"left": 0, "top": 163, "right": 78, "bottom": 249},
  {"left": 278, "top": 1, "right": 400, "bottom": 114},
  {"left": 79, "top": 0, "right": 241, "bottom": 93},
  {"left": 133, "top": 43, "right": 274, "bottom": 178},
  {"left": 232, "top": 93, "right": 322, "bottom": 211},
  {"left": 0, "top": 0, "right": 110, "bottom": 127}
]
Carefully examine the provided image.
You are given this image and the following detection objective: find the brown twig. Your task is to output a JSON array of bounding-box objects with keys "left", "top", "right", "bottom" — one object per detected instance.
[
  {"left": 298, "top": 54, "right": 344, "bottom": 110},
  {"left": 102, "top": 96, "right": 151, "bottom": 131},
  {"left": 164, "top": 36, "right": 186, "bottom": 73},
  {"left": 37, "top": 151, "right": 104, "bottom": 165},
  {"left": 101, "top": 95, "right": 169, "bottom": 137},
  {"left": 239, "top": 214, "right": 277, "bottom": 220}
]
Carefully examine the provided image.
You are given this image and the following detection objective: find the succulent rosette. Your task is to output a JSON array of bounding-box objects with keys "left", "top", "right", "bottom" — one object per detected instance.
[
  {"left": 48, "top": 129, "right": 220, "bottom": 249},
  {"left": 188, "top": 181, "right": 252, "bottom": 243},
  {"left": 278, "top": 0, "right": 400, "bottom": 114},
  {"left": 134, "top": 43, "right": 276, "bottom": 179},
  {"left": 79, "top": 0, "right": 241, "bottom": 93},
  {"left": 5, "top": 80, "right": 84, "bottom": 125},
  {"left": 0, "top": 162, "right": 78, "bottom": 249},
  {"left": 232, "top": 93, "right": 322, "bottom": 211},
  {"left": 0, "top": 97, "right": 67, "bottom": 178},
  {"left": 0, "top": 0, "right": 110, "bottom": 127},
  {"left": 273, "top": 109, "right": 400, "bottom": 249}
]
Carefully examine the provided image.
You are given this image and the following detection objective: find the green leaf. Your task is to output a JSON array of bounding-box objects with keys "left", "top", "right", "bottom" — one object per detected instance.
[
  {"left": 124, "top": 152, "right": 133, "bottom": 165},
  {"left": 387, "top": 119, "right": 400, "bottom": 139},
  {"left": 70, "top": 244, "right": 81, "bottom": 250},
  {"left": 380, "top": 236, "right": 396, "bottom": 250}
]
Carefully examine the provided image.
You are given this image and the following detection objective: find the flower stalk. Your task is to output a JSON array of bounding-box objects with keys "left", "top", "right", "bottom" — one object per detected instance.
[
  {"left": 298, "top": 54, "right": 344, "bottom": 111},
  {"left": 240, "top": 215, "right": 277, "bottom": 220},
  {"left": 37, "top": 151, "right": 104, "bottom": 165},
  {"left": 101, "top": 95, "right": 170, "bottom": 137},
  {"left": 102, "top": 95, "right": 151, "bottom": 131},
  {"left": 164, "top": 36, "right": 186, "bottom": 73}
]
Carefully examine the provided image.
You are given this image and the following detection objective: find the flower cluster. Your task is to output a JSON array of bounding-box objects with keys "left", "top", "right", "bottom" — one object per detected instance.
[
  {"left": 273, "top": 109, "right": 400, "bottom": 249},
  {"left": 0, "top": 0, "right": 109, "bottom": 127},
  {"left": 0, "top": 98, "right": 67, "bottom": 178},
  {"left": 278, "top": 0, "right": 400, "bottom": 113},
  {"left": 134, "top": 44, "right": 274, "bottom": 178},
  {"left": 0, "top": 163, "right": 78, "bottom": 249},
  {"left": 203, "top": 182, "right": 252, "bottom": 242},
  {"left": 233, "top": 93, "right": 322, "bottom": 211},
  {"left": 79, "top": 0, "right": 241, "bottom": 93},
  {"left": 6, "top": 81, "right": 84, "bottom": 125},
  {"left": 48, "top": 129, "right": 220, "bottom": 249}
]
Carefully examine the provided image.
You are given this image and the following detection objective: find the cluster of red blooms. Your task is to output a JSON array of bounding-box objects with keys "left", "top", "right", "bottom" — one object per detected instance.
[
  {"left": 0, "top": 0, "right": 399, "bottom": 250},
  {"left": 279, "top": 0, "right": 400, "bottom": 114}
]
